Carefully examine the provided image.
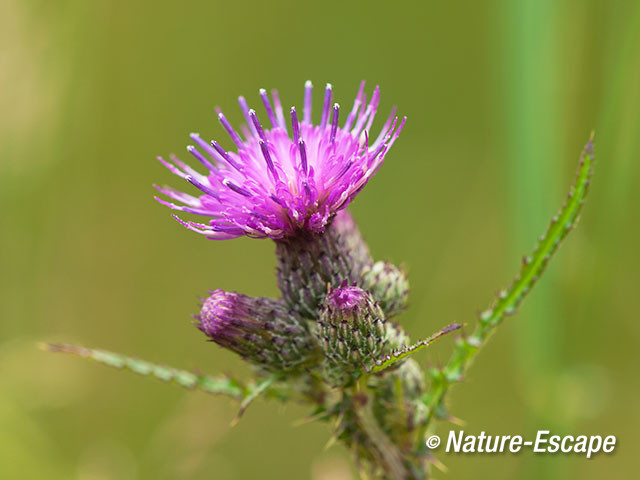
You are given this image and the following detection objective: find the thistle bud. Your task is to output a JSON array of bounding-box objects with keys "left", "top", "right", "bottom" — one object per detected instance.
[
  {"left": 276, "top": 210, "right": 373, "bottom": 317},
  {"left": 362, "top": 261, "right": 409, "bottom": 317},
  {"left": 318, "top": 284, "right": 391, "bottom": 384},
  {"left": 196, "top": 290, "right": 319, "bottom": 371}
]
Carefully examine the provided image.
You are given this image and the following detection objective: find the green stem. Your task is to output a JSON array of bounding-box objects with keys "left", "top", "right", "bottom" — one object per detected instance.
[{"left": 354, "top": 376, "right": 409, "bottom": 480}]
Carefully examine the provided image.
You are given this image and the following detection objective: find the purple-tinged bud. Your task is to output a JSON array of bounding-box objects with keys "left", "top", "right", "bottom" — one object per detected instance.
[
  {"left": 196, "top": 290, "right": 319, "bottom": 372},
  {"left": 276, "top": 210, "right": 373, "bottom": 317},
  {"left": 362, "top": 261, "right": 410, "bottom": 317},
  {"left": 318, "top": 284, "right": 398, "bottom": 385}
]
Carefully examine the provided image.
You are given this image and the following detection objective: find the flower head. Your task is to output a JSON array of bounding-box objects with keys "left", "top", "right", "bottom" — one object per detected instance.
[{"left": 155, "top": 81, "right": 405, "bottom": 240}]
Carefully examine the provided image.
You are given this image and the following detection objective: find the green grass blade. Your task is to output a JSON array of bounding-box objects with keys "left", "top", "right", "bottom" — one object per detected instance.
[
  {"left": 43, "top": 343, "right": 245, "bottom": 399},
  {"left": 364, "top": 324, "right": 461, "bottom": 374}
]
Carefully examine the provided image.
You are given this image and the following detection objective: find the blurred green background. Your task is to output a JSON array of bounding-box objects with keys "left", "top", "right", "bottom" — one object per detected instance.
[{"left": 1, "top": 0, "right": 639, "bottom": 478}]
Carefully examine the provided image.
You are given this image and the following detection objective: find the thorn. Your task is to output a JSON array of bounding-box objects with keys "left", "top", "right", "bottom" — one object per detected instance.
[
  {"left": 323, "top": 434, "right": 339, "bottom": 451},
  {"left": 292, "top": 412, "right": 329, "bottom": 427},
  {"left": 428, "top": 455, "right": 448, "bottom": 473},
  {"left": 447, "top": 414, "right": 466, "bottom": 426},
  {"left": 231, "top": 395, "right": 255, "bottom": 426},
  {"left": 586, "top": 131, "right": 595, "bottom": 153},
  {"left": 41, "top": 343, "right": 89, "bottom": 357},
  {"left": 39, "top": 342, "right": 55, "bottom": 352}
]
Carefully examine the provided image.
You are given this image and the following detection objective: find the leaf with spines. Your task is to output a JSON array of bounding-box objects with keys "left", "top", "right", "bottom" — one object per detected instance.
[
  {"left": 364, "top": 324, "right": 462, "bottom": 373},
  {"left": 479, "top": 133, "right": 595, "bottom": 328},
  {"left": 419, "top": 135, "right": 596, "bottom": 435},
  {"left": 43, "top": 343, "right": 246, "bottom": 399}
]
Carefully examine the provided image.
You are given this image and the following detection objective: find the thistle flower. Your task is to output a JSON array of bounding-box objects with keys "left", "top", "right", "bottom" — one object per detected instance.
[
  {"left": 197, "top": 289, "right": 319, "bottom": 371},
  {"left": 155, "top": 81, "right": 405, "bottom": 240}
]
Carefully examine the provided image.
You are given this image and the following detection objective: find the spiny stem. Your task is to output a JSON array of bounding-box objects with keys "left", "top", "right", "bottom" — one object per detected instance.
[
  {"left": 421, "top": 134, "right": 595, "bottom": 436},
  {"left": 43, "top": 343, "right": 245, "bottom": 399}
]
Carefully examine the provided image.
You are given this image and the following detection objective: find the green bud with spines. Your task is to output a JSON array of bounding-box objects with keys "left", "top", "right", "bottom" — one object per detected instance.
[
  {"left": 362, "top": 261, "right": 410, "bottom": 318},
  {"left": 318, "top": 283, "right": 407, "bottom": 385}
]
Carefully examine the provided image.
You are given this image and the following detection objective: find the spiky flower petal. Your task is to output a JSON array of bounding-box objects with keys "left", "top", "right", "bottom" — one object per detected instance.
[{"left": 155, "top": 82, "right": 405, "bottom": 240}]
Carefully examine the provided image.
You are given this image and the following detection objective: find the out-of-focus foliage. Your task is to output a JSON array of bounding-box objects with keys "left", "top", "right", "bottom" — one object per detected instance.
[{"left": 1, "top": 0, "right": 638, "bottom": 479}]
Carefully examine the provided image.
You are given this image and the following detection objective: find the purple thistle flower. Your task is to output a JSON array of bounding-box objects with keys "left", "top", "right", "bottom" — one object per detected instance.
[{"left": 155, "top": 81, "right": 406, "bottom": 240}]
